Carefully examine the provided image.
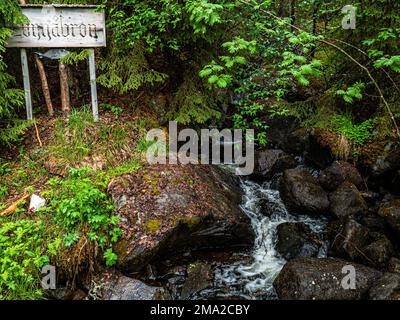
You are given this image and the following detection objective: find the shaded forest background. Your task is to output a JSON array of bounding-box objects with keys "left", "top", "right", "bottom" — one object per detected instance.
[{"left": 0, "top": 0, "right": 400, "bottom": 299}]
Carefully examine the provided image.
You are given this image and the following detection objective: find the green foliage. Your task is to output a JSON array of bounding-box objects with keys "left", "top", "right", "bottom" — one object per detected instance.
[
  {"left": 0, "top": 220, "right": 49, "bottom": 300},
  {"left": 199, "top": 38, "right": 256, "bottom": 89},
  {"left": 167, "top": 76, "right": 221, "bottom": 125},
  {"left": 103, "top": 248, "right": 118, "bottom": 267},
  {"left": 53, "top": 109, "right": 95, "bottom": 161},
  {"left": 336, "top": 82, "right": 365, "bottom": 104},
  {"left": 0, "top": 1, "right": 28, "bottom": 146},
  {"left": 43, "top": 168, "right": 122, "bottom": 263},
  {"left": 60, "top": 49, "right": 90, "bottom": 65},
  {"left": 330, "top": 113, "right": 375, "bottom": 145},
  {"left": 101, "top": 103, "right": 123, "bottom": 116},
  {"left": 185, "top": 0, "right": 224, "bottom": 35},
  {"left": 97, "top": 43, "right": 168, "bottom": 94}
]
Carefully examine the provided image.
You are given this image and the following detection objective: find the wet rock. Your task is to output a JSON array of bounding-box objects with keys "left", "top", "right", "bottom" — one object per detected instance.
[
  {"left": 319, "top": 161, "right": 364, "bottom": 191},
  {"left": 329, "top": 182, "right": 368, "bottom": 219},
  {"left": 363, "top": 237, "right": 394, "bottom": 269},
  {"left": 359, "top": 212, "right": 388, "bottom": 235},
  {"left": 363, "top": 141, "right": 400, "bottom": 177},
  {"left": 49, "top": 288, "right": 87, "bottom": 300},
  {"left": 276, "top": 222, "right": 322, "bottom": 260},
  {"left": 284, "top": 128, "right": 311, "bottom": 155},
  {"left": 273, "top": 258, "right": 382, "bottom": 300},
  {"left": 95, "top": 271, "right": 168, "bottom": 300},
  {"left": 108, "top": 165, "right": 254, "bottom": 272},
  {"left": 160, "top": 266, "right": 187, "bottom": 299},
  {"left": 263, "top": 115, "right": 300, "bottom": 151},
  {"left": 258, "top": 194, "right": 285, "bottom": 217},
  {"left": 304, "top": 128, "right": 344, "bottom": 169},
  {"left": 180, "top": 263, "right": 213, "bottom": 299},
  {"left": 280, "top": 168, "right": 329, "bottom": 215},
  {"left": 378, "top": 198, "right": 400, "bottom": 234},
  {"left": 388, "top": 258, "right": 400, "bottom": 274},
  {"left": 330, "top": 219, "right": 371, "bottom": 261},
  {"left": 252, "top": 149, "right": 296, "bottom": 179},
  {"left": 369, "top": 273, "right": 400, "bottom": 300}
]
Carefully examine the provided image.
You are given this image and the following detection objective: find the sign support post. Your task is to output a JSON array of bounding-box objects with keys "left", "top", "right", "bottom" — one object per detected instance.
[
  {"left": 20, "top": 48, "right": 33, "bottom": 120},
  {"left": 7, "top": 5, "right": 106, "bottom": 122},
  {"left": 88, "top": 49, "right": 98, "bottom": 122}
]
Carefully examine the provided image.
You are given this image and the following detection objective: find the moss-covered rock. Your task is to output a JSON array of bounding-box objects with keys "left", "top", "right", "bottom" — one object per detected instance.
[{"left": 107, "top": 164, "right": 254, "bottom": 272}]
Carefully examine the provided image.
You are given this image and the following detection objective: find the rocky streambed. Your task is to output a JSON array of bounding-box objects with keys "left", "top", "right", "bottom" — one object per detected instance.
[{"left": 56, "top": 126, "right": 400, "bottom": 300}]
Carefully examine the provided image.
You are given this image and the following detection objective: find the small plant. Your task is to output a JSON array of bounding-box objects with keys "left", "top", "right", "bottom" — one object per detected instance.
[
  {"left": 330, "top": 113, "right": 375, "bottom": 145},
  {"left": 103, "top": 248, "right": 118, "bottom": 267},
  {"left": 60, "top": 49, "right": 90, "bottom": 65},
  {"left": 144, "top": 219, "right": 161, "bottom": 233},
  {"left": 0, "top": 220, "right": 49, "bottom": 300},
  {"left": 101, "top": 103, "right": 123, "bottom": 116},
  {"left": 44, "top": 168, "right": 122, "bottom": 264},
  {"left": 0, "top": 162, "right": 11, "bottom": 176},
  {"left": 336, "top": 82, "right": 365, "bottom": 104},
  {"left": 0, "top": 185, "right": 8, "bottom": 198}
]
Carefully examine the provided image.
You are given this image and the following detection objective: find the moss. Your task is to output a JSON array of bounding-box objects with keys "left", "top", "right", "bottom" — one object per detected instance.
[
  {"left": 143, "top": 174, "right": 160, "bottom": 195},
  {"left": 144, "top": 219, "right": 162, "bottom": 233},
  {"left": 182, "top": 216, "right": 202, "bottom": 229}
]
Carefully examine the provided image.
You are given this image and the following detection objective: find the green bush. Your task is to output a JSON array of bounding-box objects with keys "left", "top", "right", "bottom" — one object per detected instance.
[
  {"left": 0, "top": 1, "right": 28, "bottom": 146},
  {"left": 43, "top": 168, "right": 122, "bottom": 266},
  {"left": 330, "top": 113, "right": 375, "bottom": 145},
  {"left": 0, "top": 219, "right": 49, "bottom": 300}
]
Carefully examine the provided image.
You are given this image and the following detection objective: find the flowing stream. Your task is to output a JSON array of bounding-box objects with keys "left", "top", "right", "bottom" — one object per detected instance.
[{"left": 204, "top": 170, "right": 328, "bottom": 300}]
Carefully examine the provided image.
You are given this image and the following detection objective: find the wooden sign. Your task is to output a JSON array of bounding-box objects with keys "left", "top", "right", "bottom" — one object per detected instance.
[
  {"left": 9, "top": 5, "right": 105, "bottom": 122},
  {"left": 6, "top": 5, "right": 106, "bottom": 48}
]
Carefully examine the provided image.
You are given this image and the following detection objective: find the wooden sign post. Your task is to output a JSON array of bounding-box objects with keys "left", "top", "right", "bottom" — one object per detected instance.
[{"left": 6, "top": 4, "right": 107, "bottom": 122}]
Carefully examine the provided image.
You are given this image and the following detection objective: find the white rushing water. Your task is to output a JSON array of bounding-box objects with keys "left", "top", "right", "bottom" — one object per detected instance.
[{"left": 213, "top": 178, "right": 327, "bottom": 300}]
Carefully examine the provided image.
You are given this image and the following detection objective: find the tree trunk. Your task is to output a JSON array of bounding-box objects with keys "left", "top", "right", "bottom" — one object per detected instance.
[
  {"left": 290, "top": 0, "right": 297, "bottom": 31},
  {"left": 35, "top": 55, "right": 54, "bottom": 116},
  {"left": 59, "top": 62, "right": 71, "bottom": 116}
]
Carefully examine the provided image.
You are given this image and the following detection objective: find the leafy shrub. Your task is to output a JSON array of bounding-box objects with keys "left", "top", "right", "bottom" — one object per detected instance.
[
  {"left": 0, "top": 1, "right": 28, "bottom": 145},
  {"left": 44, "top": 168, "right": 122, "bottom": 266},
  {"left": 0, "top": 220, "right": 49, "bottom": 300},
  {"left": 336, "top": 82, "right": 365, "bottom": 104},
  {"left": 330, "top": 113, "right": 375, "bottom": 145}
]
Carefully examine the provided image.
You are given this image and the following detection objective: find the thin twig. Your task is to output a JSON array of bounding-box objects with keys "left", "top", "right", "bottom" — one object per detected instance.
[{"left": 34, "top": 121, "right": 43, "bottom": 147}]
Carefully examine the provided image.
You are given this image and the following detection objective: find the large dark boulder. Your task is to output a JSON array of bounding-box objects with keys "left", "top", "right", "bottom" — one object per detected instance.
[
  {"left": 280, "top": 168, "right": 329, "bottom": 215},
  {"left": 263, "top": 115, "right": 300, "bottom": 151},
  {"left": 273, "top": 258, "right": 382, "bottom": 300},
  {"left": 361, "top": 141, "right": 400, "bottom": 177},
  {"left": 304, "top": 128, "right": 342, "bottom": 169},
  {"left": 329, "top": 219, "right": 394, "bottom": 269},
  {"left": 108, "top": 165, "right": 254, "bottom": 272},
  {"left": 378, "top": 198, "right": 400, "bottom": 234},
  {"left": 276, "top": 222, "right": 322, "bottom": 260},
  {"left": 329, "top": 182, "right": 368, "bottom": 219},
  {"left": 363, "top": 237, "right": 394, "bottom": 269},
  {"left": 180, "top": 263, "right": 213, "bottom": 300},
  {"left": 388, "top": 258, "right": 400, "bottom": 274},
  {"left": 252, "top": 149, "right": 296, "bottom": 179},
  {"left": 94, "top": 271, "right": 168, "bottom": 300},
  {"left": 330, "top": 219, "right": 371, "bottom": 261},
  {"left": 369, "top": 273, "right": 400, "bottom": 300},
  {"left": 319, "top": 161, "right": 364, "bottom": 191}
]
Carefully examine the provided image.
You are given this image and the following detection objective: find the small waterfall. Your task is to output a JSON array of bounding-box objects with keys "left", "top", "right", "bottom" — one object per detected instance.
[{"left": 211, "top": 176, "right": 327, "bottom": 300}]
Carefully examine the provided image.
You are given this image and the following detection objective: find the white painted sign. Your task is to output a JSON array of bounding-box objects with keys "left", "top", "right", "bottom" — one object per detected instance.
[{"left": 6, "top": 5, "right": 106, "bottom": 48}]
